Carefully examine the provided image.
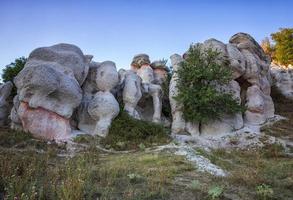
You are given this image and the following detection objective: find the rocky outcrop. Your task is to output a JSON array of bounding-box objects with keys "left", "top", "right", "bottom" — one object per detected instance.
[
  {"left": 0, "top": 81, "right": 13, "bottom": 126},
  {"left": 169, "top": 33, "right": 274, "bottom": 137},
  {"left": 8, "top": 33, "right": 278, "bottom": 141}
]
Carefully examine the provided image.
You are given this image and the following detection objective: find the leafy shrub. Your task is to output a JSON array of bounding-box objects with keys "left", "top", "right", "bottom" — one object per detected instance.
[
  {"left": 100, "top": 111, "right": 170, "bottom": 150},
  {"left": 174, "top": 45, "right": 244, "bottom": 124},
  {"left": 1, "top": 57, "right": 26, "bottom": 96},
  {"left": 2, "top": 57, "right": 26, "bottom": 83},
  {"left": 271, "top": 28, "right": 293, "bottom": 66}
]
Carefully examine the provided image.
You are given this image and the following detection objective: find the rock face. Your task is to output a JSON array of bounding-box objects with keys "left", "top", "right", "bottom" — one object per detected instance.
[
  {"left": 121, "top": 54, "right": 165, "bottom": 123},
  {"left": 270, "top": 64, "right": 293, "bottom": 100},
  {"left": 169, "top": 33, "right": 274, "bottom": 137},
  {"left": 13, "top": 43, "right": 92, "bottom": 139},
  {"left": 0, "top": 81, "right": 13, "bottom": 126},
  {"left": 118, "top": 69, "right": 142, "bottom": 119},
  {"left": 77, "top": 61, "right": 120, "bottom": 137}
]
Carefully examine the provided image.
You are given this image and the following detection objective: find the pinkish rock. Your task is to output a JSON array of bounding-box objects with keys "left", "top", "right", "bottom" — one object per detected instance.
[{"left": 18, "top": 102, "right": 71, "bottom": 140}]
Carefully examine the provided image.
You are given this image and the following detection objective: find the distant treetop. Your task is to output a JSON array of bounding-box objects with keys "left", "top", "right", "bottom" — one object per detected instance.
[{"left": 261, "top": 28, "right": 293, "bottom": 66}]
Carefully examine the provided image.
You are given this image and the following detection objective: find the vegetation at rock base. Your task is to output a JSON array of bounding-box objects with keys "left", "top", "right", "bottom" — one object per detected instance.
[
  {"left": 261, "top": 28, "right": 293, "bottom": 66},
  {"left": 100, "top": 111, "right": 171, "bottom": 150},
  {"left": 75, "top": 111, "right": 171, "bottom": 151},
  {"left": 174, "top": 45, "right": 244, "bottom": 124}
]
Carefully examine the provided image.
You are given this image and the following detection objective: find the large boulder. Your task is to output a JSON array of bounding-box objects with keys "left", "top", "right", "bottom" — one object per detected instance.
[
  {"left": 77, "top": 61, "right": 120, "bottom": 137},
  {"left": 13, "top": 43, "right": 92, "bottom": 140},
  {"left": 245, "top": 85, "right": 274, "bottom": 125},
  {"left": 0, "top": 81, "right": 13, "bottom": 126},
  {"left": 14, "top": 44, "right": 92, "bottom": 119},
  {"left": 270, "top": 64, "right": 293, "bottom": 100},
  {"left": 87, "top": 91, "right": 119, "bottom": 137}
]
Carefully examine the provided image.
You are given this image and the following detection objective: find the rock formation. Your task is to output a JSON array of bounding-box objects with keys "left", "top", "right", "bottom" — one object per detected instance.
[
  {"left": 13, "top": 43, "right": 92, "bottom": 140},
  {"left": 270, "top": 64, "right": 293, "bottom": 100},
  {"left": 124, "top": 54, "right": 164, "bottom": 123},
  {"left": 77, "top": 61, "right": 120, "bottom": 137},
  {"left": 6, "top": 32, "right": 278, "bottom": 141},
  {"left": 170, "top": 33, "right": 274, "bottom": 137},
  {"left": 0, "top": 81, "right": 13, "bottom": 126}
]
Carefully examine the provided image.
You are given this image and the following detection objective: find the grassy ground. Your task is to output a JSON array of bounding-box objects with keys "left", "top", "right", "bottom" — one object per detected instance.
[{"left": 0, "top": 87, "right": 292, "bottom": 199}]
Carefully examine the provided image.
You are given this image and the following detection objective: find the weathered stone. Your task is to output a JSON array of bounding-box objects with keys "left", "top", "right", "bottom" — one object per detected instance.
[
  {"left": 119, "top": 69, "right": 142, "bottom": 119},
  {"left": 244, "top": 85, "right": 274, "bottom": 125},
  {"left": 270, "top": 64, "right": 293, "bottom": 100},
  {"left": 0, "top": 81, "right": 13, "bottom": 126},
  {"left": 14, "top": 44, "right": 91, "bottom": 119},
  {"left": 18, "top": 102, "right": 71, "bottom": 140},
  {"left": 131, "top": 53, "right": 151, "bottom": 69},
  {"left": 88, "top": 91, "right": 119, "bottom": 137},
  {"left": 77, "top": 61, "right": 120, "bottom": 137},
  {"left": 96, "top": 61, "right": 119, "bottom": 91},
  {"left": 126, "top": 54, "right": 163, "bottom": 123},
  {"left": 226, "top": 43, "right": 246, "bottom": 79},
  {"left": 10, "top": 95, "right": 22, "bottom": 130},
  {"left": 229, "top": 33, "right": 270, "bottom": 86}
]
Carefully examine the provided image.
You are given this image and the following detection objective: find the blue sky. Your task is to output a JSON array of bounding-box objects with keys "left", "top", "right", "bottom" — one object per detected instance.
[{"left": 0, "top": 0, "right": 292, "bottom": 75}]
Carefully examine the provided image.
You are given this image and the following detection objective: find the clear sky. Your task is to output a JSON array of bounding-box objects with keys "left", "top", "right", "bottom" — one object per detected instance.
[{"left": 0, "top": 0, "right": 292, "bottom": 75}]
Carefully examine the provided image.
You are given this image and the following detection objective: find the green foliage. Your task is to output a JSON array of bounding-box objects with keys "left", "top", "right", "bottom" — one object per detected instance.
[
  {"left": 174, "top": 45, "right": 244, "bottom": 124},
  {"left": 1, "top": 57, "right": 26, "bottom": 96},
  {"left": 208, "top": 185, "right": 224, "bottom": 199},
  {"left": 2, "top": 57, "right": 26, "bottom": 83},
  {"left": 256, "top": 184, "right": 274, "bottom": 200},
  {"left": 100, "top": 111, "right": 170, "bottom": 150},
  {"left": 271, "top": 28, "right": 293, "bottom": 66}
]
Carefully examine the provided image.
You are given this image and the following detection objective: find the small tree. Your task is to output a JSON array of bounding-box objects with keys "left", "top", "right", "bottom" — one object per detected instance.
[
  {"left": 174, "top": 45, "right": 243, "bottom": 124},
  {"left": 1, "top": 57, "right": 26, "bottom": 96},
  {"left": 261, "top": 37, "right": 275, "bottom": 59},
  {"left": 2, "top": 57, "right": 26, "bottom": 83},
  {"left": 271, "top": 28, "right": 293, "bottom": 66}
]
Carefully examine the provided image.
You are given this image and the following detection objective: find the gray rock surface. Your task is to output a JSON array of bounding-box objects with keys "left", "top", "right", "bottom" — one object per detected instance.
[
  {"left": 77, "top": 61, "right": 120, "bottom": 137},
  {"left": 14, "top": 43, "right": 91, "bottom": 119},
  {"left": 270, "top": 64, "right": 293, "bottom": 100},
  {"left": 0, "top": 81, "right": 13, "bottom": 126}
]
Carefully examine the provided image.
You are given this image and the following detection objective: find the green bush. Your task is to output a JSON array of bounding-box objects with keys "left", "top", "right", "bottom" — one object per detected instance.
[
  {"left": 100, "top": 111, "right": 170, "bottom": 150},
  {"left": 174, "top": 45, "right": 244, "bottom": 124},
  {"left": 1, "top": 57, "right": 26, "bottom": 96},
  {"left": 2, "top": 57, "right": 26, "bottom": 83}
]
